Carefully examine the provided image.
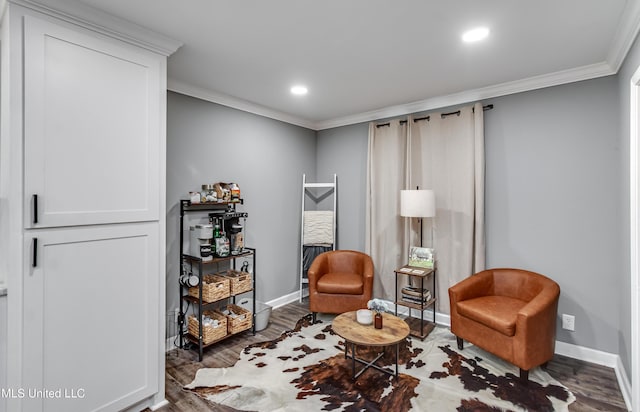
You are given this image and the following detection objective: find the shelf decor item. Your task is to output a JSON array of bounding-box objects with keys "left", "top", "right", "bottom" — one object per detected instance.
[
  {"left": 374, "top": 313, "right": 383, "bottom": 329},
  {"left": 408, "top": 246, "right": 435, "bottom": 269},
  {"left": 188, "top": 310, "right": 227, "bottom": 345},
  {"left": 222, "top": 269, "right": 252, "bottom": 295},
  {"left": 367, "top": 299, "right": 389, "bottom": 329},
  {"left": 221, "top": 304, "right": 253, "bottom": 334},
  {"left": 356, "top": 309, "right": 373, "bottom": 325},
  {"left": 188, "top": 274, "right": 230, "bottom": 303}
]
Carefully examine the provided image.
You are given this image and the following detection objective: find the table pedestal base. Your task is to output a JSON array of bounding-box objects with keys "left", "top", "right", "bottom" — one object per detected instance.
[{"left": 344, "top": 341, "right": 399, "bottom": 380}]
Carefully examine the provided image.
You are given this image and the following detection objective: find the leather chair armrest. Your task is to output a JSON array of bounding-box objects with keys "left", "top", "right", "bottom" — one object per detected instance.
[
  {"left": 448, "top": 269, "right": 494, "bottom": 304},
  {"left": 361, "top": 255, "right": 374, "bottom": 298},
  {"left": 308, "top": 254, "right": 329, "bottom": 293},
  {"left": 516, "top": 283, "right": 560, "bottom": 334},
  {"left": 514, "top": 283, "right": 560, "bottom": 365}
]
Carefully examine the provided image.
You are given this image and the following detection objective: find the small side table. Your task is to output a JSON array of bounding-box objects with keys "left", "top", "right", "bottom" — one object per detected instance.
[
  {"left": 394, "top": 265, "right": 436, "bottom": 340},
  {"left": 332, "top": 311, "right": 409, "bottom": 380}
]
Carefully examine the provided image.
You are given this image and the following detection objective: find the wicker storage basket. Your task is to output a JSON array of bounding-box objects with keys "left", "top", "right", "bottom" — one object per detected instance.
[
  {"left": 221, "top": 304, "right": 252, "bottom": 334},
  {"left": 222, "top": 270, "right": 252, "bottom": 295},
  {"left": 188, "top": 274, "right": 230, "bottom": 303},
  {"left": 187, "top": 310, "right": 227, "bottom": 344}
]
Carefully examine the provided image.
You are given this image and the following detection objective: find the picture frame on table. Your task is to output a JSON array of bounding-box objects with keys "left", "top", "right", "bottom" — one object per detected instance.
[{"left": 408, "top": 246, "right": 435, "bottom": 268}]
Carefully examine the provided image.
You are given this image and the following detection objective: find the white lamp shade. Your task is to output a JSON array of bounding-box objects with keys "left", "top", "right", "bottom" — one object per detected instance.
[{"left": 401, "top": 190, "right": 435, "bottom": 218}]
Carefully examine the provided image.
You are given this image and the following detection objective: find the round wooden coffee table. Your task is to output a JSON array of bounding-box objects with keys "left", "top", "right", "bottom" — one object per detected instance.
[{"left": 332, "top": 311, "right": 410, "bottom": 379}]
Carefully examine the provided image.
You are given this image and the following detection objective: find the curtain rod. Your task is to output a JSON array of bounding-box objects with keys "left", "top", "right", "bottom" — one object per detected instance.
[{"left": 376, "top": 104, "right": 494, "bottom": 128}]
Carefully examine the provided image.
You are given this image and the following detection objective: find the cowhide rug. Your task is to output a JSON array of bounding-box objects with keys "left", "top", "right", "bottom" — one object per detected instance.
[{"left": 186, "top": 314, "right": 575, "bottom": 411}]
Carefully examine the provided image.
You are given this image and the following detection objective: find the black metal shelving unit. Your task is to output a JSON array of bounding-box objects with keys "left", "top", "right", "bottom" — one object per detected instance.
[{"left": 178, "top": 199, "right": 256, "bottom": 361}]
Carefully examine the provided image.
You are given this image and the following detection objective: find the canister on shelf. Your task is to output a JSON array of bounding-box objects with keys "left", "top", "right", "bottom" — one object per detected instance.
[
  {"left": 202, "top": 184, "right": 217, "bottom": 203},
  {"left": 230, "top": 223, "right": 244, "bottom": 255},
  {"left": 228, "top": 183, "right": 241, "bottom": 201}
]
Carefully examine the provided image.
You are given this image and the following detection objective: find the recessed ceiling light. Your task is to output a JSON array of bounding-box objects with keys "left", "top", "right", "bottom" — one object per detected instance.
[
  {"left": 462, "top": 27, "right": 489, "bottom": 43},
  {"left": 290, "top": 85, "right": 308, "bottom": 96}
]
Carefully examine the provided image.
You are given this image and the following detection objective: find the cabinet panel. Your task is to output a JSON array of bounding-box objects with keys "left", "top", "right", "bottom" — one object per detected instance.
[
  {"left": 23, "top": 15, "right": 160, "bottom": 228},
  {"left": 22, "top": 224, "right": 159, "bottom": 412}
]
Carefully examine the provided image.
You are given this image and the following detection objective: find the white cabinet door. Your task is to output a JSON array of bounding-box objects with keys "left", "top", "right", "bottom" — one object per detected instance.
[
  {"left": 23, "top": 15, "right": 161, "bottom": 228},
  {"left": 22, "top": 223, "right": 159, "bottom": 412}
]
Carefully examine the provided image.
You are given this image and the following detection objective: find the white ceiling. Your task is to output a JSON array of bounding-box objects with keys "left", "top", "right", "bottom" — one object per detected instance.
[{"left": 77, "top": 0, "right": 640, "bottom": 130}]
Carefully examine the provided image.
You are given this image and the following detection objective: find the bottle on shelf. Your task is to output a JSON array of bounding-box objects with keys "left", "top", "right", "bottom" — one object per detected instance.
[
  {"left": 215, "top": 223, "right": 230, "bottom": 257},
  {"left": 212, "top": 221, "right": 221, "bottom": 256}
]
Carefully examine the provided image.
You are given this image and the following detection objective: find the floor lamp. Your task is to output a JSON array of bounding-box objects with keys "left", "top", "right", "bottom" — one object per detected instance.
[{"left": 400, "top": 189, "right": 436, "bottom": 248}]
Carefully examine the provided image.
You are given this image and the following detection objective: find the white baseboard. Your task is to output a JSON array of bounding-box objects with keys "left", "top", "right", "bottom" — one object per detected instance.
[
  {"left": 617, "top": 356, "right": 633, "bottom": 411},
  {"left": 266, "top": 290, "right": 307, "bottom": 309},
  {"left": 150, "top": 399, "right": 169, "bottom": 411},
  {"left": 554, "top": 340, "right": 619, "bottom": 367},
  {"left": 125, "top": 396, "right": 169, "bottom": 412},
  {"left": 556, "top": 340, "right": 632, "bottom": 411}
]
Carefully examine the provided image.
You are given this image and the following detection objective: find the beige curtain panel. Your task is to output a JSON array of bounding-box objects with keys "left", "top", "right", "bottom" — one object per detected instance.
[
  {"left": 365, "top": 119, "right": 408, "bottom": 299},
  {"left": 366, "top": 102, "right": 486, "bottom": 314}
]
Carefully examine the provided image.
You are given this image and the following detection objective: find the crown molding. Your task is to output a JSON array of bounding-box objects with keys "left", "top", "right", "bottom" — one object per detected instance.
[
  {"left": 9, "top": 0, "right": 182, "bottom": 56},
  {"left": 607, "top": 0, "right": 640, "bottom": 72},
  {"left": 167, "top": 79, "right": 318, "bottom": 130},
  {"left": 315, "top": 61, "right": 616, "bottom": 130},
  {"left": 8, "top": 1, "right": 639, "bottom": 131},
  {"left": 169, "top": 61, "right": 615, "bottom": 132}
]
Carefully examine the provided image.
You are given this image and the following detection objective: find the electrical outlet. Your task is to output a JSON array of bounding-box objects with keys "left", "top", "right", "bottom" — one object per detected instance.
[
  {"left": 562, "top": 314, "right": 575, "bottom": 331},
  {"left": 174, "top": 309, "right": 180, "bottom": 324}
]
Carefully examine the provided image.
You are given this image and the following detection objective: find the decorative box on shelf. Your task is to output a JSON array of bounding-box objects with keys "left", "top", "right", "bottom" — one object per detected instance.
[
  {"left": 188, "top": 310, "right": 228, "bottom": 345},
  {"left": 188, "top": 274, "right": 230, "bottom": 303},
  {"left": 220, "top": 304, "right": 252, "bottom": 334},
  {"left": 220, "top": 269, "right": 252, "bottom": 295}
]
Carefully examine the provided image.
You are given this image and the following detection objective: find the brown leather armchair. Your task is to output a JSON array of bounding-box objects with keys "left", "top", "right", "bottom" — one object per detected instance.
[
  {"left": 448, "top": 268, "right": 560, "bottom": 382},
  {"left": 308, "top": 250, "right": 374, "bottom": 320}
]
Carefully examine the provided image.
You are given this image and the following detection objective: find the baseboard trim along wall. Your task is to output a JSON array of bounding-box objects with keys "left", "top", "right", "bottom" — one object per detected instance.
[
  {"left": 165, "top": 292, "right": 633, "bottom": 411},
  {"left": 267, "top": 290, "right": 307, "bottom": 310},
  {"left": 555, "top": 340, "right": 632, "bottom": 410},
  {"left": 149, "top": 399, "right": 170, "bottom": 411}
]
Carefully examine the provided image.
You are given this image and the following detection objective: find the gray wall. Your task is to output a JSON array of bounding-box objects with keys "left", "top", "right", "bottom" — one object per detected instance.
[
  {"left": 166, "top": 92, "right": 317, "bottom": 316},
  {"left": 483, "top": 76, "right": 622, "bottom": 355},
  {"left": 316, "top": 123, "right": 369, "bottom": 251},
  {"left": 315, "top": 76, "right": 625, "bottom": 356}
]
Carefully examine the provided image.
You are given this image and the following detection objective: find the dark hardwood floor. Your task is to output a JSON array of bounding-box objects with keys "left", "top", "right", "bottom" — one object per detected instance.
[{"left": 150, "top": 300, "right": 628, "bottom": 412}]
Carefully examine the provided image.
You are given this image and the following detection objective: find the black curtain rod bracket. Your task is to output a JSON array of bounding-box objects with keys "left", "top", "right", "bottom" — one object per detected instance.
[
  {"left": 376, "top": 120, "right": 408, "bottom": 128},
  {"left": 375, "top": 104, "right": 493, "bottom": 127},
  {"left": 441, "top": 110, "right": 461, "bottom": 119}
]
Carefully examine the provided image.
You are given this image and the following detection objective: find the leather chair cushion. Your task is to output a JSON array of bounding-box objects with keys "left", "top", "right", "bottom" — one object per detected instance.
[
  {"left": 456, "top": 295, "right": 528, "bottom": 337},
  {"left": 317, "top": 272, "right": 364, "bottom": 294}
]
